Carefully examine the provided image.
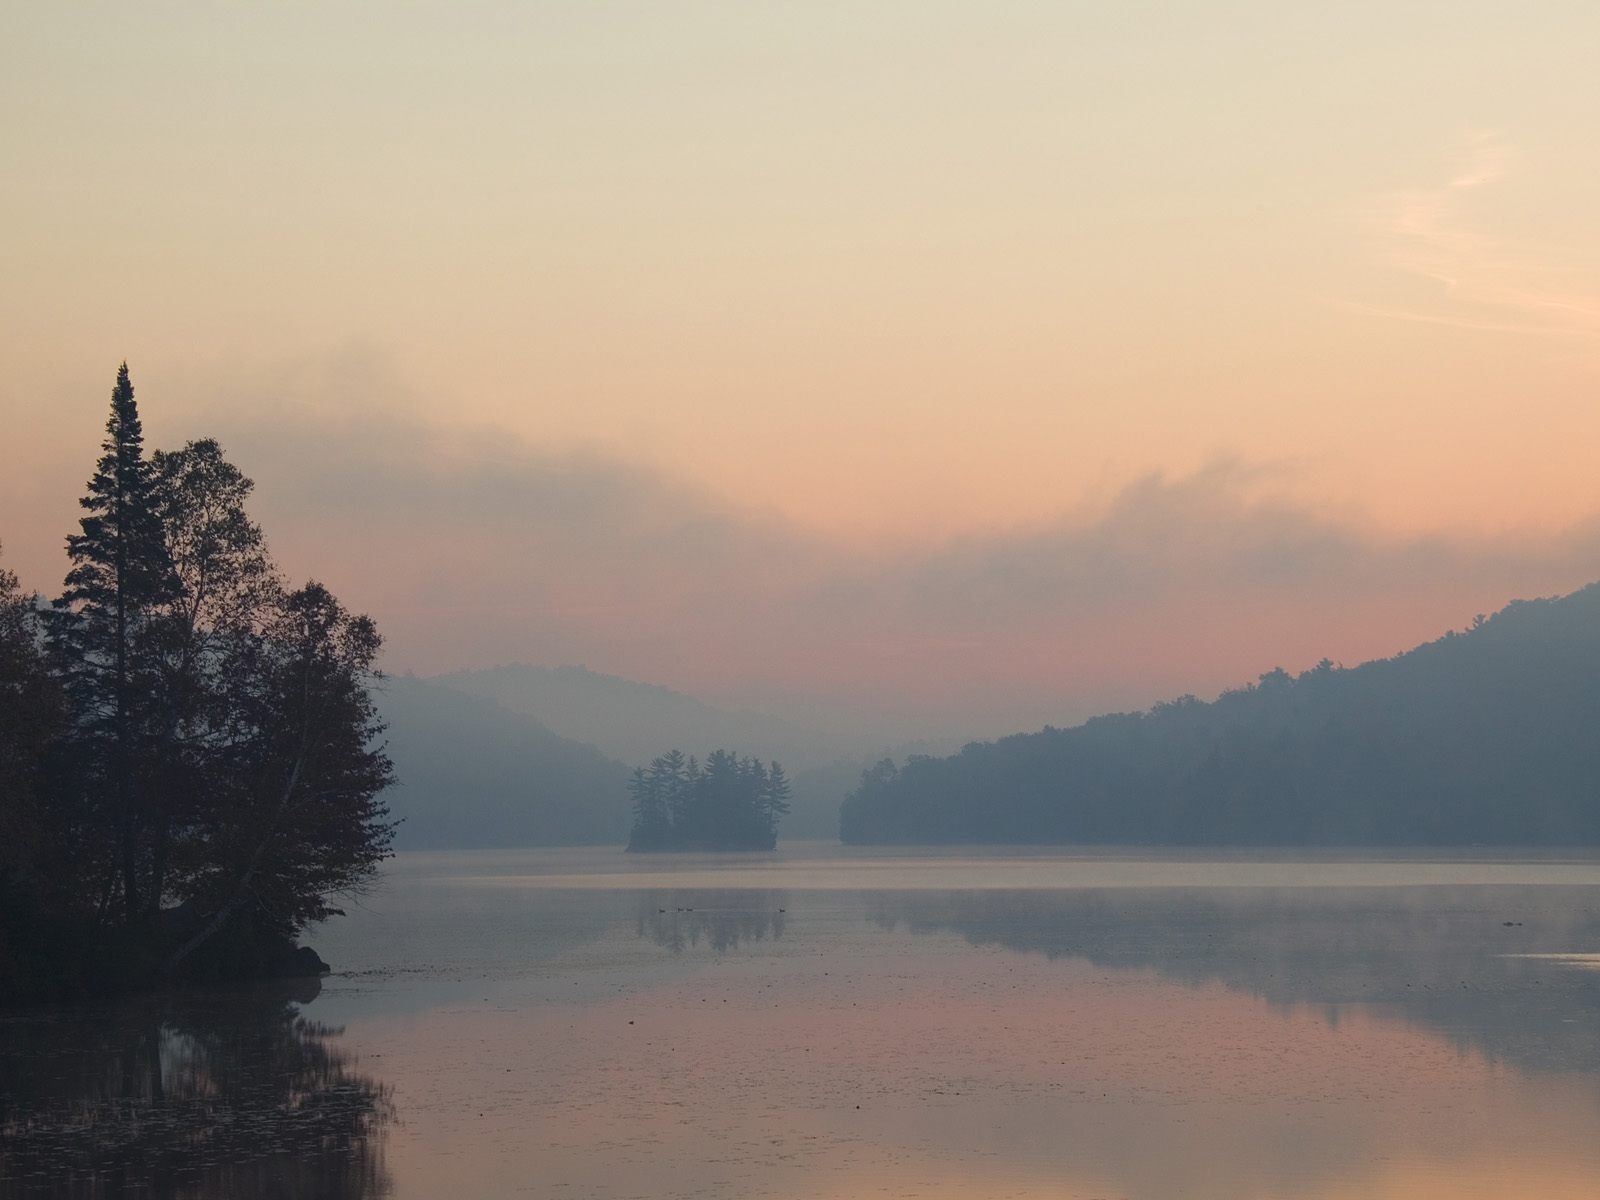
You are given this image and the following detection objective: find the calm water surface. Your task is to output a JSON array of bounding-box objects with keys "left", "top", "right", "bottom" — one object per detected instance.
[{"left": 6, "top": 844, "right": 1600, "bottom": 1198}]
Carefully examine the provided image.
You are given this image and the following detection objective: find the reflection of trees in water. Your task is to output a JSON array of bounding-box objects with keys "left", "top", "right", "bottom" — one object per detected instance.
[
  {"left": 866, "top": 887, "right": 1600, "bottom": 1076},
  {"left": 0, "top": 979, "right": 391, "bottom": 1199},
  {"left": 635, "top": 891, "right": 787, "bottom": 953}
]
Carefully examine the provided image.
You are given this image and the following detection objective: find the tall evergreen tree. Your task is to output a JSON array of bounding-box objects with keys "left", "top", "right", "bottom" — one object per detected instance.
[
  {"left": 52, "top": 364, "right": 177, "bottom": 919},
  {"left": 626, "top": 767, "right": 665, "bottom": 848},
  {"left": 4, "top": 370, "right": 399, "bottom": 1000},
  {"left": 761, "top": 761, "right": 792, "bottom": 834}
]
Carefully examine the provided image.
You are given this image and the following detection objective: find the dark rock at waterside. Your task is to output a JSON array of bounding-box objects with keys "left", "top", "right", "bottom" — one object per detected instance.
[
  {"left": 176, "top": 914, "right": 332, "bottom": 986},
  {"left": 273, "top": 944, "right": 331, "bottom": 978}
]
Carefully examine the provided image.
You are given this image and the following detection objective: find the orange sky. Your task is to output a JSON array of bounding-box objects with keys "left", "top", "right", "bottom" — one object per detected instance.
[{"left": 4, "top": 3, "right": 1600, "bottom": 733}]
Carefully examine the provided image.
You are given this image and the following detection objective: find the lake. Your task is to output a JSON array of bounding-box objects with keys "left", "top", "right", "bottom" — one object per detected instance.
[{"left": 6, "top": 844, "right": 1600, "bottom": 1198}]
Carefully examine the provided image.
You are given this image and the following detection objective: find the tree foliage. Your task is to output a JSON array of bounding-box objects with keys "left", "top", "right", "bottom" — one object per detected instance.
[
  {"left": 48, "top": 364, "right": 179, "bottom": 919},
  {"left": 0, "top": 551, "right": 63, "bottom": 892},
  {"left": 2, "top": 366, "right": 394, "bottom": 1000},
  {"left": 627, "top": 749, "right": 790, "bottom": 850}
]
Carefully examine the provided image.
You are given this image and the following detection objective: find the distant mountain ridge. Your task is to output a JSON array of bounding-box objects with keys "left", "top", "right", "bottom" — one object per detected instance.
[
  {"left": 428, "top": 663, "right": 857, "bottom": 768},
  {"left": 841, "top": 584, "right": 1600, "bottom": 845}
]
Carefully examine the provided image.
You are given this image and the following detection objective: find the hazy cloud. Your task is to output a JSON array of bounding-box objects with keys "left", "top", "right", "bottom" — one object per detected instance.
[
  {"left": 191, "top": 387, "right": 1600, "bottom": 737},
  {"left": 1357, "top": 134, "right": 1600, "bottom": 341}
]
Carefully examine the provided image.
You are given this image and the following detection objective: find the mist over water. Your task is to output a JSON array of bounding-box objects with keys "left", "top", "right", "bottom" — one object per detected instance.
[{"left": 9, "top": 847, "right": 1600, "bottom": 1199}]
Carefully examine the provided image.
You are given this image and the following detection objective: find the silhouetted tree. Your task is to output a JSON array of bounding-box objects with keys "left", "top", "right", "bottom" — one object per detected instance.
[
  {"left": 2, "top": 367, "right": 396, "bottom": 1000},
  {"left": 0, "top": 549, "right": 70, "bottom": 980},
  {"left": 50, "top": 364, "right": 179, "bottom": 920},
  {"left": 140, "top": 438, "right": 281, "bottom": 912},
  {"left": 167, "top": 582, "right": 394, "bottom": 970},
  {"left": 0, "top": 549, "right": 55, "bottom": 873}
]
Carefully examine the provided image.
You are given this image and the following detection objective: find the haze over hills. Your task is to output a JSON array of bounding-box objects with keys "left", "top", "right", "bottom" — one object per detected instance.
[
  {"left": 842, "top": 584, "right": 1600, "bottom": 846},
  {"left": 377, "top": 675, "right": 633, "bottom": 848},
  {"left": 427, "top": 663, "right": 957, "bottom": 838},
  {"left": 430, "top": 664, "right": 873, "bottom": 767},
  {"left": 372, "top": 666, "right": 959, "bottom": 849},
  {"left": 381, "top": 586, "right": 1600, "bottom": 850}
]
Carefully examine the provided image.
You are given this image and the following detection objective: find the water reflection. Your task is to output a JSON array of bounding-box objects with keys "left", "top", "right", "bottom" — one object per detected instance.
[
  {"left": 867, "top": 886, "right": 1600, "bottom": 1076},
  {"left": 350, "top": 883, "right": 1600, "bottom": 1199},
  {"left": 16, "top": 855, "right": 1600, "bottom": 1200},
  {"left": 634, "top": 890, "right": 788, "bottom": 952},
  {"left": 0, "top": 980, "right": 391, "bottom": 1199}
]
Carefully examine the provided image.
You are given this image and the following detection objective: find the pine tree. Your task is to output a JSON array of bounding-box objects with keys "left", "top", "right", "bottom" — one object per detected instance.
[
  {"left": 626, "top": 768, "right": 663, "bottom": 849},
  {"left": 52, "top": 363, "right": 177, "bottom": 919},
  {"left": 5, "top": 373, "right": 399, "bottom": 995},
  {"left": 761, "top": 761, "right": 792, "bottom": 844},
  {"left": 625, "top": 748, "right": 788, "bottom": 850}
]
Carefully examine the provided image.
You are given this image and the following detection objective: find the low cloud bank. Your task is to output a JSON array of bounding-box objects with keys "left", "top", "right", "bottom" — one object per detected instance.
[{"left": 194, "top": 393, "right": 1600, "bottom": 739}]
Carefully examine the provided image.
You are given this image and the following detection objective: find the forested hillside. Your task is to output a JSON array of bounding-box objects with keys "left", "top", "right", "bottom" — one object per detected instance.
[{"left": 841, "top": 585, "right": 1600, "bottom": 845}]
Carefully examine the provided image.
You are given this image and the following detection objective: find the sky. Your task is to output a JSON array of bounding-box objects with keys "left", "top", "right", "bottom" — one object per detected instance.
[{"left": 4, "top": 2, "right": 1600, "bottom": 737}]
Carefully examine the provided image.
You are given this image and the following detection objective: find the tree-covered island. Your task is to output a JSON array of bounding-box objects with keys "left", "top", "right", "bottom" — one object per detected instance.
[
  {"left": 0, "top": 366, "right": 394, "bottom": 1003},
  {"left": 626, "top": 749, "right": 790, "bottom": 851}
]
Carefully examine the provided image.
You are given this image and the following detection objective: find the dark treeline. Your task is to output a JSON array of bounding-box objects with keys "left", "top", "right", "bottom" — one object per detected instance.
[
  {"left": 842, "top": 584, "right": 1600, "bottom": 845},
  {"left": 0, "top": 365, "right": 394, "bottom": 1002},
  {"left": 627, "top": 749, "right": 790, "bottom": 851}
]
